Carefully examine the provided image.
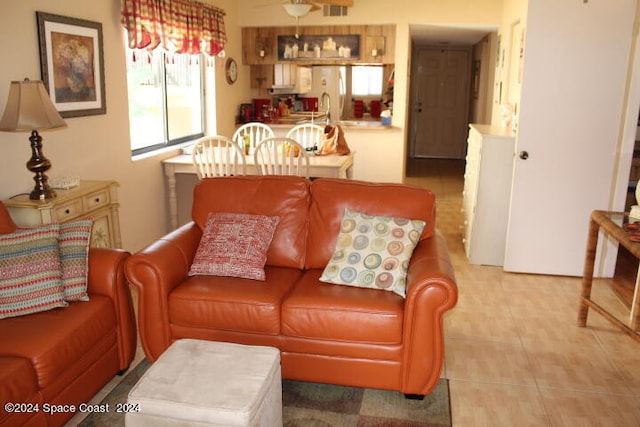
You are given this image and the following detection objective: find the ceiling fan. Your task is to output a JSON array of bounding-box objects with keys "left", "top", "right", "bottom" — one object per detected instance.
[{"left": 255, "top": 0, "right": 354, "bottom": 18}]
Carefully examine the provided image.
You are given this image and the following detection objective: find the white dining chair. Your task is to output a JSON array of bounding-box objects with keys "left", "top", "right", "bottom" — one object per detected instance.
[
  {"left": 286, "top": 123, "right": 326, "bottom": 153},
  {"left": 253, "top": 137, "right": 310, "bottom": 178},
  {"left": 191, "top": 136, "right": 246, "bottom": 179},
  {"left": 232, "top": 122, "right": 275, "bottom": 154}
]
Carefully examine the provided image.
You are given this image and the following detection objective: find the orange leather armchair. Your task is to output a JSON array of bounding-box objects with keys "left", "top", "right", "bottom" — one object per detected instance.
[
  {"left": 0, "top": 201, "right": 137, "bottom": 427},
  {"left": 126, "top": 176, "right": 457, "bottom": 398}
]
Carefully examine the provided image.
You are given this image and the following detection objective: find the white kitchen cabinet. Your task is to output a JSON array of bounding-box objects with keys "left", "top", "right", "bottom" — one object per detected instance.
[
  {"left": 274, "top": 63, "right": 296, "bottom": 87},
  {"left": 271, "top": 64, "right": 311, "bottom": 94},
  {"left": 462, "top": 124, "right": 515, "bottom": 265}
]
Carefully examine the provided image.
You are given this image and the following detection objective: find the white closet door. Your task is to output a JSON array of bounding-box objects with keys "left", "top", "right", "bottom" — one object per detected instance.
[{"left": 503, "top": 0, "right": 636, "bottom": 276}]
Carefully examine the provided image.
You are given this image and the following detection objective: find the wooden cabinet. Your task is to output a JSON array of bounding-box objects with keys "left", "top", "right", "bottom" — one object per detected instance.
[
  {"left": 362, "top": 25, "right": 396, "bottom": 63},
  {"left": 242, "top": 27, "right": 277, "bottom": 64},
  {"left": 462, "top": 124, "right": 515, "bottom": 266},
  {"left": 250, "top": 64, "right": 274, "bottom": 89},
  {"left": 4, "top": 180, "right": 122, "bottom": 249}
]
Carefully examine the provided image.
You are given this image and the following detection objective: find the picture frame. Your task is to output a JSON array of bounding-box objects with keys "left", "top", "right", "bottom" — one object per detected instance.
[
  {"left": 277, "top": 34, "right": 360, "bottom": 61},
  {"left": 36, "top": 11, "right": 106, "bottom": 118}
]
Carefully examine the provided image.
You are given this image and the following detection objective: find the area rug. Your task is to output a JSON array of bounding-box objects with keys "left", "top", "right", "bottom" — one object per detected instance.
[{"left": 79, "top": 359, "right": 451, "bottom": 426}]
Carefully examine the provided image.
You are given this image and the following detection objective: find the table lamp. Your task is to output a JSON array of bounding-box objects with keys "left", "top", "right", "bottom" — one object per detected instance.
[{"left": 0, "top": 78, "right": 67, "bottom": 200}]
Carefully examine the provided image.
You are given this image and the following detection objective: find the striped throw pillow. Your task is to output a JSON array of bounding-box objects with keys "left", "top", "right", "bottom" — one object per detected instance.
[
  {"left": 0, "top": 224, "right": 67, "bottom": 319},
  {"left": 59, "top": 219, "right": 93, "bottom": 301}
]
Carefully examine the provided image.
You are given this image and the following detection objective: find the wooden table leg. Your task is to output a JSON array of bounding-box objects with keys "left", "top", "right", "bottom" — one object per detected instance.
[
  {"left": 578, "top": 217, "right": 600, "bottom": 327},
  {"left": 164, "top": 164, "right": 179, "bottom": 230},
  {"left": 631, "top": 268, "right": 640, "bottom": 330}
]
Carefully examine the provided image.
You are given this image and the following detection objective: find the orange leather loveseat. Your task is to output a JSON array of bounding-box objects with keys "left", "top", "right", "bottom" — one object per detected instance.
[
  {"left": 125, "top": 176, "right": 457, "bottom": 398},
  {"left": 0, "top": 202, "right": 137, "bottom": 427}
]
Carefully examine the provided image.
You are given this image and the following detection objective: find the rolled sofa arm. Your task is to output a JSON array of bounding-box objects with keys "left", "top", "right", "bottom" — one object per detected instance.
[
  {"left": 402, "top": 229, "right": 458, "bottom": 396},
  {"left": 124, "top": 222, "right": 202, "bottom": 361},
  {"left": 87, "top": 247, "right": 136, "bottom": 371}
]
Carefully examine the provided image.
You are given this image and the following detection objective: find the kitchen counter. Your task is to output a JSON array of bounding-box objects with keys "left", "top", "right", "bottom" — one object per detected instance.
[{"left": 251, "top": 118, "right": 394, "bottom": 130}]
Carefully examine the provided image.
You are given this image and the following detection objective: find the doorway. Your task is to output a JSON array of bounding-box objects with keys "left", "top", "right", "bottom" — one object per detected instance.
[{"left": 408, "top": 46, "right": 471, "bottom": 161}]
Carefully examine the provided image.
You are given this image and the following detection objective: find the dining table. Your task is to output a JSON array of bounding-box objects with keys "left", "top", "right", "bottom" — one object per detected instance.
[{"left": 162, "top": 151, "right": 354, "bottom": 229}]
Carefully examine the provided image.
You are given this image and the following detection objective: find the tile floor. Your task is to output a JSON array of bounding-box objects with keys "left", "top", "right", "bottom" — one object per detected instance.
[
  {"left": 407, "top": 158, "right": 640, "bottom": 426},
  {"left": 68, "top": 160, "right": 640, "bottom": 426}
]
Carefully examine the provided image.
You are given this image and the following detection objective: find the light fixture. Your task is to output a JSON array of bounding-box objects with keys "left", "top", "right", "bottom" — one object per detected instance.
[
  {"left": 284, "top": 3, "right": 312, "bottom": 17},
  {"left": 0, "top": 78, "right": 66, "bottom": 200},
  {"left": 367, "top": 36, "right": 385, "bottom": 59},
  {"left": 256, "top": 37, "right": 269, "bottom": 59}
]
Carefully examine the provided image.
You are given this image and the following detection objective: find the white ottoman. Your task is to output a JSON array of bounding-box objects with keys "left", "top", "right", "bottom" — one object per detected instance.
[{"left": 125, "top": 339, "right": 282, "bottom": 427}]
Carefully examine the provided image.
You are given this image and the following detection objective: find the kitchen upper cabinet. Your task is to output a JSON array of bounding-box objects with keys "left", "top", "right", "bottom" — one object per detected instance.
[
  {"left": 250, "top": 64, "right": 311, "bottom": 92},
  {"left": 242, "top": 25, "right": 395, "bottom": 65},
  {"left": 274, "top": 63, "right": 297, "bottom": 86},
  {"left": 249, "top": 64, "right": 273, "bottom": 89},
  {"left": 363, "top": 25, "right": 396, "bottom": 64},
  {"left": 242, "top": 27, "right": 277, "bottom": 64}
]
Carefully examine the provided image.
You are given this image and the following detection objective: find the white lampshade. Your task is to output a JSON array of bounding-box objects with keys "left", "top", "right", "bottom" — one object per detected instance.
[
  {"left": 0, "top": 79, "right": 66, "bottom": 132},
  {"left": 284, "top": 3, "right": 312, "bottom": 17}
]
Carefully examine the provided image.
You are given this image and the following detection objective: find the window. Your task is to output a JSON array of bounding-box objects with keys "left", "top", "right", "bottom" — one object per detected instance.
[
  {"left": 126, "top": 47, "right": 205, "bottom": 155},
  {"left": 351, "top": 66, "right": 383, "bottom": 96}
]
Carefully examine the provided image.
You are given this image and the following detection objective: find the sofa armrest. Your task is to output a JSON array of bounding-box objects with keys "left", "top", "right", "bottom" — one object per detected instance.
[
  {"left": 124, "top": 222, "right": 202, "bottom": 361},
  {"left": 86, "top": 247, "right": 136, "bottom": 371},
  {"left": 402, "top": 229, "right": 458, "bottom": 395}
]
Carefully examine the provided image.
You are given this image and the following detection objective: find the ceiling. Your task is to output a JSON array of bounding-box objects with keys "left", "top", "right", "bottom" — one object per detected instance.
[{"left": 410, "top": 24, "right": 496, "bottom": 46}]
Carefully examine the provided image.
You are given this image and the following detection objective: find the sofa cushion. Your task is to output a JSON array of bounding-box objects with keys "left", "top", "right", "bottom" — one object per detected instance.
[
  {"left": 0, "top": 357, "right": 39, "bottom": 413},
  {"left": 281, "top": 270, "right": 404, "bottom": 345},
  {"left": 0, "top": 224, "right": 67, "bottom": 319},
  {"left": 170, "top": 266, "right": 302, "bottom": 335},
  {"left": 192, "top": 176, "right": 310, "bottom": 269},
  {"left": 320, "top": 209, "right": 425, "bottom": 297},
  {"left": 306, "top": 179, "right": 436, "bottom": 269},
  {"left": 189, "top": 212, "right": 280, "bottom": 281},
  {"left": 0, "top": 295, "right": 116, "bottom": 390},
  {"left": 59, "top": 219, "right": 93, "bottom": 301}
]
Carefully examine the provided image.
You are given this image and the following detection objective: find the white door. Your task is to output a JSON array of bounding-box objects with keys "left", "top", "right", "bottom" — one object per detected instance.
[{"left": 503, "top": 0, "right": 636, "bottom": 276}]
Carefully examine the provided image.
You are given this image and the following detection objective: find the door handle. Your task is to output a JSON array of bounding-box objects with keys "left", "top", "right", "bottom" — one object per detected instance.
[{"left": 519, "top": 151, "right": 529, "bottom": 160}]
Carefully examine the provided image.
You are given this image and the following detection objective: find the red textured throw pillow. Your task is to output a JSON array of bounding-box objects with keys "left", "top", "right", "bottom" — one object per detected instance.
[{"left": 189, "top": 212, "right": 280, "bottom": 281}]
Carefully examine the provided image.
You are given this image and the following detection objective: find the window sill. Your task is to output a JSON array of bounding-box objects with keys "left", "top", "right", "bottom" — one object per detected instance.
[{"left": 131, "top": 140, "right": 196, "bottom": 162}]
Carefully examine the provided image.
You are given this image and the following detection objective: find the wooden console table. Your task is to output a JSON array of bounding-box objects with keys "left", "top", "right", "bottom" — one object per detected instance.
[
  {"left": 162, "top": 152, "right": 354, "bottom": 229},
  {"left": 3, "top": 180, "right": 122, "bottom": 249},
  {"left": 577, "top": 210, "right": 640, "bottom": 342}
]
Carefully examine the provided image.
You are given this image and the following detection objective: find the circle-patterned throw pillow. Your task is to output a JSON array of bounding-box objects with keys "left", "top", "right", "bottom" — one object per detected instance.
[{"left": 319, "top": 208, "right": 426, "bottom": 297}]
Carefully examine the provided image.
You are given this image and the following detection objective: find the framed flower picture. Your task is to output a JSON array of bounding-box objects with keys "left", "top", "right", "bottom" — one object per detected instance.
[{"left": 36, "top": 12, "right": 106, "bottom": 118}]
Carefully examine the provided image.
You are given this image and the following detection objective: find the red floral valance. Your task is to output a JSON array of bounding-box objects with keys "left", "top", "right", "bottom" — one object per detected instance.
[{"left": 121, "top": 0, "right": 227, "bottom": 56}]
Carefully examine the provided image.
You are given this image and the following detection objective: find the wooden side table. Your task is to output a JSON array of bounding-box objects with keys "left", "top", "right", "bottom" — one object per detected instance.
[
  {"left": 578, "top": 210, "right": 640, "bottom": 342},
  {"left": 3, "top": 180, "right": 122, "bottom": 249}
]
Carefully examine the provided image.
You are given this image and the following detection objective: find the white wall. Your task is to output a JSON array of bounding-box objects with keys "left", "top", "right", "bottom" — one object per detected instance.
[{"left": 0, "top": 0, "right": 247, "bottom": 252}]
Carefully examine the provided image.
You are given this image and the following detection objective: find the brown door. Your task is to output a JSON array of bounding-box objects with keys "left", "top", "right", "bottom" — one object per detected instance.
[{"left": 409, "top": 47, "right": 471, "bottom": 159}]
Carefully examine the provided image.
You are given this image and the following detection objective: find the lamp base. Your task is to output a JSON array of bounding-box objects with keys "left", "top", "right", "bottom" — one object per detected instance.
[
  {"left": 27, "top": 129, "right": 56, "bottom": 200},
  {"left": 29, "top": 184, "right": 56, "bottom": 201}
]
